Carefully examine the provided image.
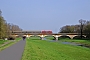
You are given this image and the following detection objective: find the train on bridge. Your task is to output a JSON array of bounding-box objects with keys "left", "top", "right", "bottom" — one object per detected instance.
[
  {"left": 12, "top": 30, "right": 53, "bottom": 34},
  {"left": 11, "top": 30, "right": 86, "bottom": 40}
]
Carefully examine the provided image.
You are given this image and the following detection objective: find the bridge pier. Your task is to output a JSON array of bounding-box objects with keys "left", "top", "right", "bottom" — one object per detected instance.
[
  {"left": 55, "top": 35, "right": 59, "bottom": 41},
  {"left": 40, "top": 35, "right": 45, "bottom": 40},
  {"left": 55, "top": 37, "right": 58, "bottom": 41},
  {"left": 41, "top": 37, "right": 44, "bottom": 40}
]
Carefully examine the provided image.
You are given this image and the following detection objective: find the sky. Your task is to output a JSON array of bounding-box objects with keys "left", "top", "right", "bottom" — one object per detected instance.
[{"left": 0, "top": 0, "right": 90, "bottom": 33}]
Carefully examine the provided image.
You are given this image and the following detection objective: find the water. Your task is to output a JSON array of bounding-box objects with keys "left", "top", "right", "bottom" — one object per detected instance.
[
  {"left": 61, "top": 42, "right": 90, "bottom": 48},
  {"left": 61, "top": 42, "right": 82, "bottom": 46},
  {"left": 43, "top": 38, "right": 47, "bottom": 40},
  {"left": 43, "top": 38, "right": 90, "bottom": 48},
  {"left": 45, "top": 39, "right": 90, "bottom": 48}
]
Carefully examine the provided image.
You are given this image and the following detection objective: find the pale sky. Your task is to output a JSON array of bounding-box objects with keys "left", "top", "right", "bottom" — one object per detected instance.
[{"left": 0, "top": 0, "right": 90, "bottom": 33}]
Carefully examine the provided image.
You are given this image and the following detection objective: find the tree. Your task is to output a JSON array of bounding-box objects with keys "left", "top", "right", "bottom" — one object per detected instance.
[
  {"left": 0, "top": 10, "right": 7, "bottom": 38},
  {"left": 0, "top": 10, "right": 22, "bottom": 39},
  {"left": 83, "top": 21, "right": 90, "bottom": 38},
  {"left": 6, "top": 23, "right": 22, "bottom": 37},
  {"left": 59, "top": 19, "right": 90, "bottom": 39},
  {"left": 59, "top": 25, "right": 78, "bottom": 33},
  {"left": 79, "top": 19, "right": 86, "bottom": 39},
  {"left": 60, "top": 25, "right": 70, "bottom": 33}
]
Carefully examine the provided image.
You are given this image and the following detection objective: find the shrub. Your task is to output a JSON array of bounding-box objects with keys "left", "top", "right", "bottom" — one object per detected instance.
[{"left": 8, "top": 36, "right": 16, "bottom": 40}]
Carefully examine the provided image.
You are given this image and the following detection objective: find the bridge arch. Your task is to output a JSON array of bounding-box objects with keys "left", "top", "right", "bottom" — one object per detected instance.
[
  {"left": 29, "top": 35, "right": 41, "bottom": 40},
  {"left": 58, "top": 35, "right": 71, "bottom": 40},
  {"left": 66, "top": 35, "right": 78, "bottom": 39},
  {"left": 44, "top": 35, "right": 56, "bottom": 40},
  {"left": 73, "top": 35, "right": 86, "bottom": 39}
]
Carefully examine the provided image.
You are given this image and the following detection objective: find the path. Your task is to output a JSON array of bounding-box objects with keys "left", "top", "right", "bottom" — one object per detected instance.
[{"left": 0, "top": 40, "right": 26, "bottom": 60}]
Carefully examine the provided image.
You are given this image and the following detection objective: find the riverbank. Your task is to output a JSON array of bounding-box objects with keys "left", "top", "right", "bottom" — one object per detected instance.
[{"left": 58, "top": 39, "right": 90, "bottom": 48}]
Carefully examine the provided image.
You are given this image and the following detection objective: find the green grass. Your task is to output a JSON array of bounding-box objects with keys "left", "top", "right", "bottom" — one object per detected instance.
[
  {"left": 0, "top": 41, "right": 14, "bottom": 51},
  {"left": 29, "top": 36, "right": 41, "bottom": 40},
  {"left": 22, "top": 38, "right": 90, "bottom": 60},
  {"left": 0, "top": 38, "right": 22, "bottom": 51},
  {"left": 45, "top": 36, "right": 55, "bottom": 40},
  {"left": 0, "top": 40, "right": 8, "bottom": 45}
]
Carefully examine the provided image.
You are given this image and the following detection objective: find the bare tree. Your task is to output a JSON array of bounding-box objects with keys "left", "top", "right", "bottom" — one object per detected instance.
[
  {"left": 79, "top": 19, "right": 86, "bottom": 39},
  {"left": 0, "top": 10, "right": 2, "bottom": 16}
]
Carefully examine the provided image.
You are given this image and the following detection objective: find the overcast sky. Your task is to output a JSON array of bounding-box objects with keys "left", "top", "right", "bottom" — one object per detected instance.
[{"left": 0, "top": 0, "right": 90, "bottom": 33}]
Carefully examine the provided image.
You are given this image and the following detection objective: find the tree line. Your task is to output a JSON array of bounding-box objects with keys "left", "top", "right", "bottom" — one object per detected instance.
[
  {"left": 59, "top": 19, "right": 90, "bottom": 39},
  {"left": 0, "top": 10, "right": 22, "bottom": 39}
]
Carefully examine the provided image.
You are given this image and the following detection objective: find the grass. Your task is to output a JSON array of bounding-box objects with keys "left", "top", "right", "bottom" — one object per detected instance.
[
  {"left": 22, "top": 38, "right": 90, "bottom": 60},
  {"left": 29, "top": 36, "right": 41, "bottom": 40},
  {"left": 0, "top": 37, "right": 22, "bottom": 51},
  {"left": 0, "top": 39, "right": 8, "bottom": 45},
  {"left": 0, "top": 41, "right": 14, "bottom": 51},
  {"left": 45, "top": 36, "right": 55, "bottom": 40}
]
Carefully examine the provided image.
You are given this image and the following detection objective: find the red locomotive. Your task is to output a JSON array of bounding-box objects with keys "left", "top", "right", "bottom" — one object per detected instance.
[{"left": 41, "top": 30, "right": 52, "bottom": 34}]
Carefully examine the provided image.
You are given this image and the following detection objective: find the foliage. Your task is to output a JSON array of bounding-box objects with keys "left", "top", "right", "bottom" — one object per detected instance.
[
  {"left": 83, "top": 21, "right": 90, "bottom": 38},
  {"left": 7, "top": 35, "right": 16, "bottom": 40},
  {"left": 0, "top": 14, "right": 7, "bottom": 39},
  {"left": 60, "top": 25, "right": 80, "bottom": 33},
  {"left": 59, "top": 20, "right": 90, "bottom": 39}
]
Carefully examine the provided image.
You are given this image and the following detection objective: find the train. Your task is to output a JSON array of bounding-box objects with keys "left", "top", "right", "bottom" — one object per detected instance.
[{"left": 12, "top": 30, "right": 53, "bottom": 34}]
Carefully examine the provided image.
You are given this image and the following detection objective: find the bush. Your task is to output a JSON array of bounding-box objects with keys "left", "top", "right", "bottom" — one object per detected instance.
[{"left": 8, "top": 36, "right": 16, "bottom": 40}]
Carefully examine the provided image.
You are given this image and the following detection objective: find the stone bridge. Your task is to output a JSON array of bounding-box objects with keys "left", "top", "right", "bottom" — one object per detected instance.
[{"left": 11, "top": 31, "right": 86, "bottom": 40}]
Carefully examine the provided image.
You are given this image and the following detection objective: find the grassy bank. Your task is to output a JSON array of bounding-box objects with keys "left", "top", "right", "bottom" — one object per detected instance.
[
  {"left": 22, "top": 38, "right": 90, "bottom": 60},
  {"left": 0, "top": 38, "right": 22, "bottom": 51},
  {"left": 0, "top": 39, "right": 8, "bottom": 45},
  {"left": 59, "top": 39, "right": 90, "bottom": 47}
]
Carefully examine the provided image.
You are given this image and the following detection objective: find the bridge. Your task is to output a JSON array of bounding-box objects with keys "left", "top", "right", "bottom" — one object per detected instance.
[{"left": 11, "top": 31, "right": 86, "bottom": 40}]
